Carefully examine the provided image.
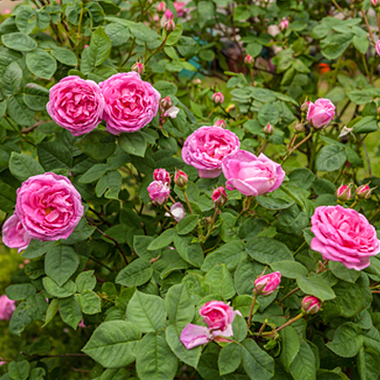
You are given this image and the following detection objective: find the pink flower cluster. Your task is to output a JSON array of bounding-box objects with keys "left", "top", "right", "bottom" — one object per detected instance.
[
  {"left": 180, "top": 301, "right": 239, "bottom": 350},
  {"left": 2, "top": 173, "right": 83, "bottom": 251},
  {"left": 47, "top": 72, "right": 161, "bottom": 136}
]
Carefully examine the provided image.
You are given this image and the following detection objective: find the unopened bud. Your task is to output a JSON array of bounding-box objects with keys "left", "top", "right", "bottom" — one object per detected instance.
[
  {"left": 157, "top": 1, "right": 166, "bottom": 12},
  {"left": 212, "top": 92, "right": 224, "bottom": 104},
  {"left": 279, "top": 19, "right": 289, "bottom": 31},
  {"left": 300, "top": 101, "right": 310, "bottom": 113},
  {"left": 263, "top": 123, "right": 274, "bottom": 135},
  {"left": 164, "top": 19, "right": 176, "bottom": 32},
  {"left": 302, "top": 296, "right": 321, "bottom": 314},
  {"left": 335, "top": 184, "right": 352, "bottom": 203},
  {"left": 212, "top": 186, "right": 228, "bottom": 207},
  {"left": 371, "top": 0, "right": 380, "bottom": 9},
  {"left": 160, "top": 96, "right": 173, "bottom": 110},
  {"left": 175, "top": 169, "right": 188, "bottom": 190},
  {"left": 131, "top": 62, "right": 144, "bottom": 75},
  {"left": 214, "top": 119, "right": 226, "bottom": 128},
  {"left": 356, "top": 184, "right": 373, "bottom": 200},
  {"left": 253, "top": 272, "right": 282, "bottom": 297},
  {"left": 193, "top": 78, "right": 202, "bottom": 85},
  {"left": 294, "top": 123, "right": 306, "bottom": 133},
  {"left": 244, "top": 55, "right": 254, "bottom": 66}
]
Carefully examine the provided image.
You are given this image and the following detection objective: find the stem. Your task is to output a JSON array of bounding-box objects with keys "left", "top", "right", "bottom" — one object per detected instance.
[
  {"left": 89, "top": 256, "right": 114, "bottom": 273},
  {"left": 183, "top": 190, "right": 194, "bottom": 214},
  {"left": 204, "top": 208, "right": 220, "bottom": 240},
  {"left": 250, "top": 67, "right": 255, "bottom": 86},
  {"left": 362, "top": 10, "right": 376, "bottom": 44},
  {"left": 361, "top": 135, "right": 372, "bottom": 176},
  {"left": 361, "top": 54, "right": 371, "bottom": 81},
  {"left": 164, "top": 204, "right": 176, "bottom": 220},
  {"left": 257, "top": 320, "right": 267, "bottom": 337},
  {"left": 77, "top": 6, "right": 84, "bottom": 44},
  {"left": 371, "top": 290, "right": 380, "bottom": 294},
  {"left": 332, "top": 0, "right": 343, "bottom": 11},
  {"left": 273, "top": 312, "right": 304, "bottom": 333},
  {"left": 21, "top": 352, "right": 88, "bottom": 358},
  {"left": 258, "top": 138, "right": 268, "bottom": 154},
  {"left": 145, "top": 35, "right": 168, "bottom": 65},
  {"left": 377, "top": 12, "right": 380, "bottom": 36},
  {"left": 247, "top": 294, "right": 258, "bottom": 328},
  {"left": 282, "top": 133, "right": 312, "bottom": 164},
  {"left": 278, "top": 287, "right": 300, "bottom": 303},
  {"left": 293, "top": 241, "right": 306, "bottom": 256},
  {"left": 120, "top": 37, "right": 136, "bottom": 67},
  {"left": 350, "top": 200, "right": 358, "bottom": 209}
]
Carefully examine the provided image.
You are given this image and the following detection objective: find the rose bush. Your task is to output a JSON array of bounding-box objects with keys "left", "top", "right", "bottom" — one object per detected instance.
[{"left": 1, "top": 0, "right": 380, "bottom": 379}]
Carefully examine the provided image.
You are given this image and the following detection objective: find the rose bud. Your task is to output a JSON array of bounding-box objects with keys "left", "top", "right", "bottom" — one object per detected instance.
[
  {"left": 300, "top": 101, "right": 310, "bottom": 113},
  {"left": 164, "top": 19, "right": 176, "bottom": 32},
  {"left": 279, "top": 19, "right": 289, "bottom": 31},
  {"left": 294, "top": 123, "right": 306, "bottom": 133},
  {"left": 175, "top": 170, "right": 188, "bottom": 190},
  {"left": 253, "top": 271, "right": 282, "bottom": 296},
  {"left": 335, "top": 184, "right": 352, "bottom": 203},
  {"left": 307, "top": 98, "right": 336, "bottom": 130},
  {"left": 212, "top": 92, "right": 224, "bottom": 104},
  {"left": 153, "top": 168, "right": 171, "bottom": 185},
  {"left": 244, "top": 55, "right": 254, "bottom": 66},
  {"left": 131, "top": 62, "right": 145, "bottom": 75},
  {"left": 263, "top": 123, "right": 274, "bottom": 135},
  {"left": 212, "top": 186, "right": 228, "bottom": 207},
  {"left": 371, "top": 0, "right": 380, "bottom": 8},
  {"left": 157, "top": 1, "right": 166, "bottom": 12},
  {"left": 302, "top": 296, "right": 321, "bottom": 314},
  {"left": 160, "top": 96, "right": 173, "bottom": 111},
  {"left": 147, "top": 180, "right": 170, "bottom": 206},
  {"left": 214, "top": 119, "right": 226, "bottom": 128},
  {"left": 356, "top": 184, "right": 373, "bottom": 200},
  {"left": 193, "top": 78, "right": 202, "bottom": 85}
]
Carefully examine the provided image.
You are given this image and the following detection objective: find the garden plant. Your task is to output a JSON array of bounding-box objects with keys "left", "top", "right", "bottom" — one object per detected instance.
[{"left": 2, "top": 0, "right": 380, "bottom": 379}]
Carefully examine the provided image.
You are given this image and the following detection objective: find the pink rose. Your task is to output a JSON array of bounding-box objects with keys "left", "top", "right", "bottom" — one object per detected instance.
[
  {"left": 165, "top": 202, "right": 186, "bottom": 222},
  {"left": 376, "top": 41, "right": 380, "bottom": 56},
  {"left": 0, "top": 295, "right": 16, "bottom": 321},
  {"left": 4, "top": 9, "right": 11, "bottom": 15},
  {"left": 212, "top": 186, "right": 228, "bottom": 207},
  {"left": 254, "top": 271, "right": 282, "bottom": 296},
  {"left": 335, "top": 184, "right": 351, "bottom": 202},
  {"left": 153, "top": 168, "right": 171, "bottom": 185},
  {"left": 147, "top": 180, "right": 170, "bottom": 206},
  {"left": 279, "top": 19, "right": 289, "bottom": 31},
  {"left": 222, "top": 150, "right": 285, "bottom": 196},
  {"left": 131, "top": 62, "right": 145, "bottom": 75},
  {"left": 182, "top": 126, "right": 240, "bottom": 178},
  {"left": 307, "top": 98, "right": 335, "bottom": 129},
  {"left": 46, "top": 76, "right": 104, "bottom": 137},
  {"left": 157, "top": 2, "right": 166, "bottom": 12},
  {"left": 99, "top": 72, "right": 160, "bottom": 135},
  {"left": 212, "top": 92, "right": 224, "bottom": 104},
  {"left": 180, "top": 324, "right": 212, "bottom": 350},
  {"left": 164, "top": 2, "right": 186, "bottom": 19},
  {"left": 302, "top": 296, "right": 321, "bottom": 314},
  {"left": 16, "top": 173, "right": 84, "bottom": 241},
  {"left": 199, "top": 301, "right": 236, "bottom": 332},
  {"left": 311, "top": 205, "right": 380, "bottom": 270},
  {"left": 2, "top": 213, "right": 31, "bottom": 252}
]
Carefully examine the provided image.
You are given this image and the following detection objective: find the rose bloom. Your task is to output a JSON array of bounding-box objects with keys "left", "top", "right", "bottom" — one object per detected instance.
[
  {"left": 153, "top": 168, "right": 171, "bottom": 185},
  {"left": 164, "top": 2, "right": 186, "bottom": 19},
  {"left": 182, "top": 126, "right": 240, "bottom": 178},
  {"left": 15, "top": 173, "right": 84, "bottom": 241},
  {"left": 147, "top": 180, "right": 170, "bottom": 206},
  {"left": 99, "top": 72, "right": 160, "bottom": 135},
  {"left": 222, "top": 150, "right": 285, "bottom": 197},
  {"left": 46, "top": 76, "right": 104, "bottom": 136},
  {"left": 279, "top": 19, "right": 289, "bottom": 31},
  {"left": 307, "top": 98, "right": 335, "bottom": 129},
  {"left": 200, "top": 301, "right": 236, "bottom": 332},
  {"left": 311, "top": 205, "right": 380, "bottom": 270},
  {"left": 254, "top": 271, "right": 282, "bottom": 296},
  {"left": 165, "top": 202, "right": 186, "bottom": 222},
  {"left": 0, "top": 295, "right": 16, "bottom": 321},
  {"left": 180, "top": 324, "right": 212, "bottom": 350},
  {"left": 2, "top": 213, "right": 31, "bottom": 252},
  {"left": 376, "top": 40, "right": 380, "bottom": 56}
]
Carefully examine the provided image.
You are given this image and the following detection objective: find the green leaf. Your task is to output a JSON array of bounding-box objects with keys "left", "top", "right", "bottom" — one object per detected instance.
[
  {"left": 1, "top": 61, "right": 22, "bottom": 97},
  {"left": 246, "top": 237, "right": 294, "bottom": 264},
  {"left": 2, "top": 32, "right": 37, "bottom": 51},
  {"left": 59, "top": 295, "right": 82, "bottom": 329},
  {"left": 296, "top": 275, "right": 336, "bottom": 301},
  {"left": 22, "top": 240, "right": 55, "bottom": 259},
  {"left": 51, "top": 47, "right": 78, "bottom": 66},
  {"left": 23, "top": 83, "right": 49, "bottom": 111},
  {"left": 270, "top": 261, "right": 308, "bottom": 279},
  {"left": 204, "top": 264, "right": 236, "bottom": 300},
  {"left": 75, "top": 270, "right": 96, "bottom": 293},
  {"left": 258, "top": 103, "right": 281, "bottom": 126},
  {"left": 326, "top": 322, "right": 363, "bottom": 357},
  {"left": 43, "top": 277, "right": 76, "bottom": 298},
  {"left": 289, "top": 340, "right": 316, "bottom": 380},
  {"left": 9, "top": 302, "right": 33, "bottom": 336},
  {"left": 44, "top": 244, "right": 80, "bottom": 287},
  {"left": 6, "top": 284, "right": 36, "bottom": 301},
  {"left": 256, "top": 195, "right": 294, "bottom": 210},
  {"left": 95, "top": 171, "right": 122, "bottom": 199},
  {"left": 218, "top": 343, "right": 242, "bottom": 375},
  {"left": 76, "top": 130, "right": 116, "bottom": 161},
  {"left": 136, "top": 331, "right": 178, "bottom": 380},
  {"left": 7, "top": 95, "right": 35, "bottom": 126},
  {"left": 79, "top": 164, "right": 109, "bottom": 184},
  {"left": 8, "top": 361, "right": 30, "bottom": 380},
  {"left": 176, "top": 215, "right": 199, "bottom": 235},
  {"left": 357, "top": 347, "right": 380, "bottom": 380},
  {"left": 15, "top": 6, "right": 36, "bottom": 34},
  {"left": 279, "top": 326, "right": 301, "bottom": 370},
  {"left": 116, "top": 259, "right": 153, "bottom": 287},
  {"left": 173, "top": 235, "right": 204, "bottom": 268},
  {"left": 61, "top": 218, "right": 96, "bottom": 245},
  {"left": 148, "top": 228, "right": 176, "bottom": 250},
  {"left": 26, "top": 49, "right": 57, "bottom": 80},
  {"left": 78, "top": 290, "right": 101, "bottom": 314},
  {"left": 329, "top": 261, "right": 360, "bottom": 283},
  {"left": 127, "top": 291, "right": 167, "bottom": 333},
  {"left": 43, "top": 298, "right": 59, "bottom": 327},
  {"left": 197, "top": 1, "right": 215, "bottom": 28},
  {"left": 9, "top": 152, "right": 44, "bottom": 182},
  {"left": 29, "top": 368, "right": 46, "bottom": 380},
  {"left": 278, "top": 205, "right": 309, "bottom": 236},
  {"left": 241, "top": 339, "right": 275, "bottom": 380},
  {"left": 118, "top": 132, "right": 147, "bottom": 157},
  {"left": 83, "top": 321, "right": 142, "bottom": 368},
  {"left": 232, "top": 314, "right": 248, "bottom": 342},
  {"left": 316, "top": 145, "right": 347, "bottom": 172},
  {"left": 88, "top": 26, "right": 111, "bottom": 67},
  {"left": 352, "top": 116, "right": 379, "bottom": 134},
  {"left": 105, "top": 23, "right": 130, "bottom": 47},
  {"left": 37, "top": 142, "right": 73, "bottom": 171},
  {"left": 353, "top": 35, "right": 369, "bottom": 54}
]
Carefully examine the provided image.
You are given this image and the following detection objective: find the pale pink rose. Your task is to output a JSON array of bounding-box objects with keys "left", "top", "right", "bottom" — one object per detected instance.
[
  {"left": 200, "top": 301, "right": 236, "bottom": 332},
  {"left": 279, "top": 19, "right": 289, "bottom": 31},
  {"left": 157, "top": 2, "right": 166, "bottom": 12},
  {"left": 165, "top": 202, "right": 185, "bottom": 222},
  {"left": 376, "top": 41, "right": 380, "bottom": 56},
  {"left": 254, "top": 271, "right": 281, "bottom": 296},
  {"left": 0, "top": 295, "right": 16, "bottom": 321},
  {"left": 0, "top": 360, "right": 6, "bottom": 366},
  {"left": 165, "top": 106, "right": 180, "bottom": 119},
  {"left": 302, "top": 296, "right": 321, "bottom": 314},
  {"left": 307, "top": 98, "right": 335, "bottom": 129},
  {"left": 2, "top": 213, "right": 31, "bottom": 252},
  {"left": 153, "top": 168, "right": 171, "bottom": 185},
  {"left": 147, "top": 180, "right": 170, "bottom": 206},
  {"left": 46, "top": 76, "right": 104, "bottom": 136},
  {"left": 99, "top": 72, "right": 160, "bottom": 135},
  {"left": 311, "top": 205, "right": 380, "bottom": 270},
  {"left": 212, "top": 92, "right": 224, "bottom": 104},
  {"left": 212, "top": 186, "right": 227, "bottom": 207},
  {"left": 16, "top": 173, "right": 84, "bottom": 241},
  {"left": 180, "top": 324, "right": 212, "bottom": 349},
  {"left": 244, "top": 55, "right": 254, "bottom": 65},
  {"left": 222, "top": 150, "right": 285, "bottom": 197},
  {"left": 164, "top": 2, "right": 186, "bottom": 19},
  {"left": 84, "top": 44, "right": 89, "bottom": 49},
  {"left": 182, "top": 126, "right": 240, "bottom": 178},
  {"left": 3, "top": 9, "right": 11, "bottom": 15}
]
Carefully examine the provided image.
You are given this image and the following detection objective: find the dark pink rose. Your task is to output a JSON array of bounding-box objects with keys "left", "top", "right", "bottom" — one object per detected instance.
[
  {"left": 212, "top": 186, "right": 228, "bottom": 207},
  {"left": 164, "top": 2, "right": 186, "bottom": 19},
  {"left": 16, "top": 173, "right": 84, "bottom": 241},
  {"left": 46, "top": 76, "right": 104, "bottom": 136},
  {"left": 199, "top": 301, "right": 236, "bottom": 332},
  {"left": 182, "top": 126, "right": 240, "bottom": 178},
  {"left": 2, "top": 213, "right": 31, "bottom": 252},
  {"left": 222, "top": 150, "right": 285, "bottom": 196},
  {"left": 311, "top": 205, "right": 380, "bottom": 270},
  {"left": 307, "top": 98, "right": 335, "bottom": 129},
  {"left": 99, "top": 72, "right": 160, "bottom": 135},
  {"left": 147, "top": 180, "right": 170, "bottom": 206},
  {"left": 0, "top": 295, "right": 16, "bottom": 321},
  {"left": 153, "top": 168, "right": 171, "bottom": 185},
  {"left": 254, "top": 271, "right": 281, "bottom": 296}
]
